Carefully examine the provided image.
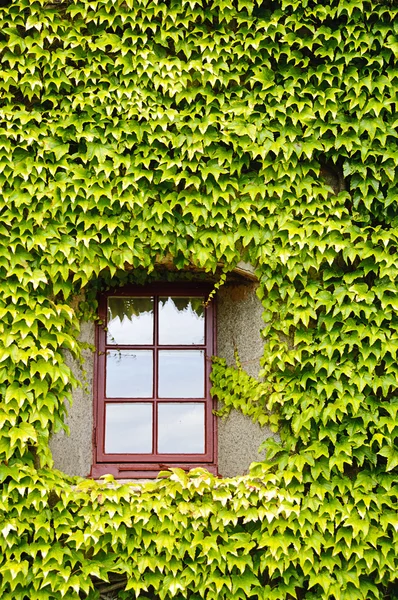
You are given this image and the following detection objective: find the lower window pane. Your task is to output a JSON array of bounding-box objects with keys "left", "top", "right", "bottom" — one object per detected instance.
[
  {"left": 158, "top": 403, "right": 205, "bottom": 454},
  {"left": 105, "top": 403, "right": 152, "bottom": 453}
]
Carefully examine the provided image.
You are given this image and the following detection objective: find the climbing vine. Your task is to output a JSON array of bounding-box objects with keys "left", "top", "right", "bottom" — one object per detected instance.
[{"left": 1, "top": 0, "right": 398, "bottom": 598}]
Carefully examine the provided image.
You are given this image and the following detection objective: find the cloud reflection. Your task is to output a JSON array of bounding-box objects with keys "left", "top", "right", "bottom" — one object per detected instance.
[
  {"left": 158, "top": 350, "right": 204, "bottom": 398},
  {"left": 105, "top": 403, "right": 152, "bottom": 453},
  {"left": 158, "top": 403, "right": 205, "bottom": 453},
  {"left": 159, "top": 297, "right": 205, "bottom": 345},
  {"left": 106, "top": 350, "right": 153, "bottom": 398}
]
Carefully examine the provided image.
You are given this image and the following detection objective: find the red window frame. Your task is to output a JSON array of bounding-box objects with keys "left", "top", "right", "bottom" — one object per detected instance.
[{"left": 90, "top": 283, "right": 217, "bottom": 479}]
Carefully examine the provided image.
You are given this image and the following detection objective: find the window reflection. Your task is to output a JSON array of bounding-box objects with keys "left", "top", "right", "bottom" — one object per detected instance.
[
  {"left": 158, "top": 297, "right": 205, "bottom": 345},
  {"left": 106, "top": 350, "right": 153, "bottom": 398},
  {"left": 107, "top": 297, "right": 154, "bottom": 345},
  {"left": 158, "top": 403, "right": 204, "bottom": 453},
  {"left": 158, "top": 350, "right": 205, "bottom": 398},
  {"left": 105, "top": 403, "right": 152, "bottom": 453}
]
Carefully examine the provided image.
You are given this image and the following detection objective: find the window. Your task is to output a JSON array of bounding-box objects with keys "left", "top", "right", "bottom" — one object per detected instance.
[{"left": 91, "top": 283, "right": 217, "bottom": 478}]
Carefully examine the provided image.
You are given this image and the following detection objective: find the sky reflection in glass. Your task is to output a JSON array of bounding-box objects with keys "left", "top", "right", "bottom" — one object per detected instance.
[
  {"left": 105, "top": 403, "right": 152, "bottom": 453},
  {"left": 158, "top": 403, "right": 204, "bottom": 453},
  {"left": 106, "top": 350, "right": 153, "bottom": 398},
  {"left": 107, "top": 297, "right": 154, "bottom": 345},
  {"left": 158, "top": 350, "right": 204, "bottom": 398},
  {"left": 158, "top": 297, "right": 205, "bottom": 345}
]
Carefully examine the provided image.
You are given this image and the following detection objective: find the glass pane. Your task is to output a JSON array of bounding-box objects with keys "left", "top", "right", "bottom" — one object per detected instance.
[
  {"left": 158, "top": 403, "right": 205, "bottom": 453},
  {"left": 106, "top": 350, "right": 153, "bottom": 398},
  {"left": 158, "top": 297, "right": 205, "bottom": 345},
  {"left": 105, "top": 403, "right": 152, "bottom": 453},
  {"left": 158, "top": 350, "right": 205, "bottom": 398},
  {"left": 107, "top": 297, "right": 154, "bottom": 345}
]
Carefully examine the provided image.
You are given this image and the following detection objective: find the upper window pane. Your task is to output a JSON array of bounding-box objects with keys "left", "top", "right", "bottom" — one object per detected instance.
[
  {"left": 158, "top": 297, "right": 205, "bottom": 345},
  {"left": 107, "top": 297, "right": 154, "bottom": 345}
]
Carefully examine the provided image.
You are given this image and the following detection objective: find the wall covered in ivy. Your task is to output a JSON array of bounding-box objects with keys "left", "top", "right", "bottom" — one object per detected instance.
[{"left": 1, "top": 0, "right": 398, "bottom": 598}]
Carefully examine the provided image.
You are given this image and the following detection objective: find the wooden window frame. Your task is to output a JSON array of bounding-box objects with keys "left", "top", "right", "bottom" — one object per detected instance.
[{"left": 90, "top": 282, "right": 217, "bottom": 479}]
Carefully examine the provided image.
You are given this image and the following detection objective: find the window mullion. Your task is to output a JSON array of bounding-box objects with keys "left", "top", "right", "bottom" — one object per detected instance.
[{"left": 153, "top": 295, "right": 159, "bottom": 455}]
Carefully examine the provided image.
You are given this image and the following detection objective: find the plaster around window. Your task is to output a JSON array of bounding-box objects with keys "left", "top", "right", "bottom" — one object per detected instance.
[
  {"left": 50, "top": 281, "right": 275, "bottom": 478},
  {"left": 216, "top": 282, "right": 274, "bottom": 477},
  {"left": 50, "top": 322, "right": 94, "bottom": 478}
]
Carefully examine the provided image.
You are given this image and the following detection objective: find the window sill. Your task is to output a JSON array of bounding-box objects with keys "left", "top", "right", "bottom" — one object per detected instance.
[{"left": 90, "top": 463, "right": 218, "bottom": 479}]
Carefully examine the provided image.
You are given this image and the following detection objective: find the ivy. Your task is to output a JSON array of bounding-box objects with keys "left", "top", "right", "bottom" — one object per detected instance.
[
  {"left": 1, "top": 0, "right": 398, "bottom": 598},
  {"left": 211, "top": 356, "right": 277, "bottom": 429}
]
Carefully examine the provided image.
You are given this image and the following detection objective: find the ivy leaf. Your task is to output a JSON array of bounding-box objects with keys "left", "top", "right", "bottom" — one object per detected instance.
[
  {"left": 9, "top": 423, "right": 37, "bottom": 448},
  {"left": 86, "top": 143, "right": 116, "bottom": 163},
  {"left": 43, "top": 137, "right": 70, "bottom": 161},
  {"left": 378, "top": 445, "right": 398, "bottom": 472}
]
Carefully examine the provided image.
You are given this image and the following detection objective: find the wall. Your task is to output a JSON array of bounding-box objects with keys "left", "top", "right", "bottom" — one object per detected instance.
[
  {"left": 50, "top": 280, "right": 273, "bottom": 478},
  {"left": 216, "top": 281, "right": 273, "bottom": 477},
  {"left": 50, "top": 322, "right": 95, "bottom": 478}
]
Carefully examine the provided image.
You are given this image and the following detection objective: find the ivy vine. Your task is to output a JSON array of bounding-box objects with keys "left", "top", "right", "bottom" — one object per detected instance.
[{"left": 1, "top": 0, "right": 398, "bottom": 598}]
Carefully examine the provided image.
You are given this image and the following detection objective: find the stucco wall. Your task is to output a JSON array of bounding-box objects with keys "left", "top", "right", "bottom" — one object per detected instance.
[
  {"left": 50, "top": 280, "right": 273, "bottom": 478},
  {"left": 216, "top": 282, "right": 273, "bottom": 477},
  {"left": 50, "top": 322, "right": 95, "bottom": 478}
]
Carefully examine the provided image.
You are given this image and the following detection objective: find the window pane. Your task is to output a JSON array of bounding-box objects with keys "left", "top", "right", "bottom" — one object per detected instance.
[
  {"left": 105, "top": 403, "right": 152, "bottom": 453},
  {"left": 106, "top": 350, "right": 153, "bottom": 398},
  {"left": 158, "top": 403, "right": 205, "bottom": 453},
  {"left": 107, "top": 297, "right": 154, "bottom": 345},
  {"left": 158, "top": 350, "right": 205, "bottom": 398},
  {"left": 158, "top": 297, "right": 205, "bottom": 345}
]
